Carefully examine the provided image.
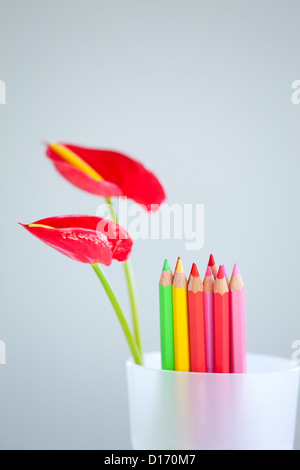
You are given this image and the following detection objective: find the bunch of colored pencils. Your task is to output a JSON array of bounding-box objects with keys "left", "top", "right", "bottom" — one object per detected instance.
[{"left": 159, "top": 255, "right": 246, "bottom": 374}]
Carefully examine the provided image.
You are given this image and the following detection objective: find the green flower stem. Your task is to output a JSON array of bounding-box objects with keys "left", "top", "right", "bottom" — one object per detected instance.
[
  {"left": 91, "top": 263, "right": 143, "bottom": 366},
  {"left": 122, "top": 259, "right": 142, "bottom": 353},
  {"left": 105, "top": 197, "right": 143, "bottom": 357}
]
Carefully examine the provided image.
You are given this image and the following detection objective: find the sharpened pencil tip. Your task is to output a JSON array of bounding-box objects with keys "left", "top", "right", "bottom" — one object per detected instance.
[
  {"left": 190, "top": 263, "right": 199, "bottom": 277},
  {"left": 232, "top": 263, "right": 240, "bottom": 275},
  {"left": 222, "top": 264, "right": 228, "bottom": 278},
  {"left": 217, "top": 265, "right": 225, "bottom": 279},
  {"left": 163, "top": 259, "right": 171, "bottom": 272},
  {"left": 205, "top": 266, "right": 213, "bottom": 277},
  {"left": 175, "top": 257, "right": 184, "bottom": 273},
  {"left": 208, "top": 254, "right": 215, "bottom": 267}
]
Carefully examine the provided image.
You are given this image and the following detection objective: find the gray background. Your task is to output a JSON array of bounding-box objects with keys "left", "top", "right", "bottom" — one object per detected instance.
[{"left": 0, "top": 0, "right": 299, "bottom": 450}]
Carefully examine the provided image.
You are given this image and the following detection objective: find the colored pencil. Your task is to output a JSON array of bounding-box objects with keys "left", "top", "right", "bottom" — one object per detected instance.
[
  {"left": 159, "top": 259, "right": 175, "bottom": 370},
  {"left": 172, "top": 258, "right": 190, "bottom": 372},
  {"left": 222, "top": 264, "right": 230, "bottom": 284},
  {"left": 208, "top": 254, "right": 218, "bottom": 279},
  {"left": 229, "top": 263, "right": 247, "bottom": 373},
  {"left": 213, "top": 265, "right": 230, "bottom": 373},
  {"left": 203, "top": 265, "right": 215, "bottom": 373},
  {"left": 188, "top": 263, "right": 206, "bottom": 373}
]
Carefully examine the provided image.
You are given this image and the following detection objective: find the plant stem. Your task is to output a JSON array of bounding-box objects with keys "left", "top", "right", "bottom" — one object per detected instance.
[
  {"left": 122, "top": 259, "right": 142, "bottom": 352},
  {"left": 105, "top": 197, "right": 143, "bottom": 356},
  {"left": 91, "top": 263, "right": 143, "bottom": 365}
]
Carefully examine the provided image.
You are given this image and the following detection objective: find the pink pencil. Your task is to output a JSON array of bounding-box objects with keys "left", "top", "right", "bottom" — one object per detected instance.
[
  {"left": 229, "top": 263, "right": 247, "bottom": 373},
  {"left": 203, "top": 266, "right": 214, "bottom": 373},
  {"left": 222, "top": 264, "right": 229, "bottom": 284}
]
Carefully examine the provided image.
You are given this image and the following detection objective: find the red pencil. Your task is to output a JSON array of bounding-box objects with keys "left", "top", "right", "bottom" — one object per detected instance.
[
  {"left": 213, "top": 265, "right": 230, "bottom": 373},
  {"left": 188, "top": 263, "right": 206, "bottom": 373},
  {"left": 208, "top": 254, "right": 218, "bottom": 279}
]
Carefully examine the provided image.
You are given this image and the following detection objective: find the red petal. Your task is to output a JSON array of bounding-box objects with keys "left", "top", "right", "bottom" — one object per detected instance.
[
  {"left": 46, "top": 144, "right": 166, "bottom": 210},
  {"left": 20, "top": 215, "right": 133, "bottom": 265},
  {"left": 52, "top": 160, "right": 123, "bottom": 197}
]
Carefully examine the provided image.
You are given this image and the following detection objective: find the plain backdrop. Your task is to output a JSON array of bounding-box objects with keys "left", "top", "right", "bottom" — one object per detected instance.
[{"left": 0, "top": 0, "right": 300, "bottom": 450}]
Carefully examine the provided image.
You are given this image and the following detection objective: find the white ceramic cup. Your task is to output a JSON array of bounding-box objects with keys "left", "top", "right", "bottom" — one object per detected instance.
[{"left": 126, "top": 352, "right": 300, "bottom": 450}]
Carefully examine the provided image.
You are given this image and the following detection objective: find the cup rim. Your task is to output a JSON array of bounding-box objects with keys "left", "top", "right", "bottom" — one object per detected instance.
[{"left": 126, "top": 351, "right": 300, "bottom": 376}]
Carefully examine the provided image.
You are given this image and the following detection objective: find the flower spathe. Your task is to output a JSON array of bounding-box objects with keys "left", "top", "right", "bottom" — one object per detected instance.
[
  {"left": 20, "top": 215, "right": 133, "bottom": 265},
  {"left": 45, "top": 143, "right": 166, "bottom": 210}
]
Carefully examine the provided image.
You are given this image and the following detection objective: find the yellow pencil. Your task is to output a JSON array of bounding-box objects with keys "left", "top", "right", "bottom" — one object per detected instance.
[{"left": 172, "top": 258, "right": 190, "bottom": 371}]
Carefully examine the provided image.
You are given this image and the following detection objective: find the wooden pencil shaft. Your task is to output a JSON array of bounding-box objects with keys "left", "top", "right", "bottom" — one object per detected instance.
[
  {"left": 159, "top": 269, "right": 173, "bottom": 287},
  {"left": 213, "top": 276, "right": 229, "bottom": 296},
  {"left": 229, "top": 274, "right": 245, "bottom": 291},
  {"left": 211, "top": 264, "right": 218, "bottom": 279},
  {"left": 203, "top": 275, "right": 214, "bottom": 294},
  {"left": 173, "top": 271, "right": 187, "bottom": 289},
  {"left": 188, "top": 275, "right": 203, "bottom": 293}
]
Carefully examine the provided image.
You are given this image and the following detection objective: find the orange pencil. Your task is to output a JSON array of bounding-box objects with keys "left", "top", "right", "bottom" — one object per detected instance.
[
  {"left": 188, "top": 263, "right": 206, "bottom": 373},
  {"left": 213, "top": 265, "right": 230, "bottom": 373},
  {"left": 208, "top": 254, "right": 218, "bottom": 279}
]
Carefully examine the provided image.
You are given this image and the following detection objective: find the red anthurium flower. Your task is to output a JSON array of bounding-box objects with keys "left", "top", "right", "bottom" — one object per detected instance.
[
  {"left": 45, "top": 143, "right": 166, "bottom": 211},
  {"left": 19, "top": 215, "right": 133, "bottom": 266}
]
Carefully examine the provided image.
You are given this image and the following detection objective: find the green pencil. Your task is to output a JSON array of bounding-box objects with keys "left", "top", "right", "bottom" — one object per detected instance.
[{"left": 159, "top": 259, "right": 175, "bottom": 370}]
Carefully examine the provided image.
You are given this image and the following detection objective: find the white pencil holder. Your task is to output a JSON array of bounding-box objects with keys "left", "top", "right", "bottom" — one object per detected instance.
[{"left": 126, "top": 352, "right": 300, "bottom": 450}]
